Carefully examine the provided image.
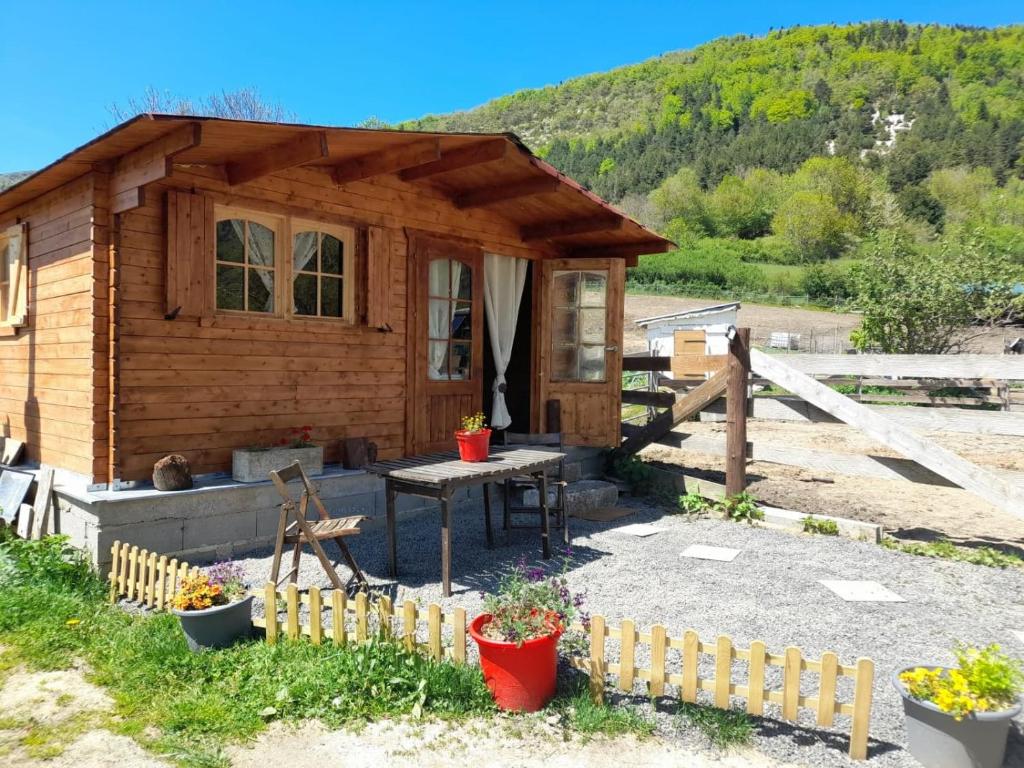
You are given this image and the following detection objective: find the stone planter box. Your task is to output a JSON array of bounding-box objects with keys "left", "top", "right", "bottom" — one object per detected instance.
[{"left": 231, "top": 445, "right": 323, "bottom": 483}]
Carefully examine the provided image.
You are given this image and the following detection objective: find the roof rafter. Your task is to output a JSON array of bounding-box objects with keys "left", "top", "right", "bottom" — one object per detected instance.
[
  {"left": 453, "top": 176, "right": 561, "bottom": 209},
  {"left": 109, "top": 122, "right": 202, "bottom": 213},
  {"left": 331, "top": 138, "right": 441, "bottom": 185},
  {"left": 522, "top": 215, "right": 624, "bottom": 242},
  {"left": 398, "top": 139, "right": 507, "bottom": 181},
  {"left": 226, "top": 131, "right": 329, "bottom": 186}
]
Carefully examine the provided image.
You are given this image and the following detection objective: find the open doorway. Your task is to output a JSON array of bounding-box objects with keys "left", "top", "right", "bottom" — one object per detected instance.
[{"left": 483, "top": 262, "right": 533, "bottom": 435}]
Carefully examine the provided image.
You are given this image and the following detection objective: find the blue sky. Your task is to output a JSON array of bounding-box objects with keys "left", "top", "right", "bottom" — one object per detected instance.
[{"left": 3, "top": 1, "right": 1021, "bottom": 170}]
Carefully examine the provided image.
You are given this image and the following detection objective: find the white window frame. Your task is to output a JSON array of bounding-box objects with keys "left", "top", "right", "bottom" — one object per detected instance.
[
  {"left": 290, "top": 218, "right": 356, "bottom": 322},
  {"left": 0, "top": 223, "right": 28, "bottom": 328}
]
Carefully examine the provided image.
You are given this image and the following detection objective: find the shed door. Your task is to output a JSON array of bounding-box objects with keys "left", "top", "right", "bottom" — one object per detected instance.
[
  {"left": 409, "top": 236, "right": 484, "bottom": 454},
  {"left": 538, "top": 258, "right": 624, "bottom": 446}
]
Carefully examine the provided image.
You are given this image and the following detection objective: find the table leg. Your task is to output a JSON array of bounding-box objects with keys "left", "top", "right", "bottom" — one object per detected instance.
[
  {"left": 386, "top": 482, "right": 397, "bottom": 578},
  {"left": 483, "top": 483, "right": 494, "bottom": 548},
  {"left": 441, "top": 490, "right": 452, "bottom": 597},
  {"left": 539, "top": 471, "right": 551, "bottom": 559}
]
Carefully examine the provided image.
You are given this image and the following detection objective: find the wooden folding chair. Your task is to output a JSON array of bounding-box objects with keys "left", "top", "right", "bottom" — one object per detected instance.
[
  {"left": 501, "top": 431, "right": 570, "bottom": 545},
  {"left": 269, "top": 461, "right": 368, "bottom": 593}
]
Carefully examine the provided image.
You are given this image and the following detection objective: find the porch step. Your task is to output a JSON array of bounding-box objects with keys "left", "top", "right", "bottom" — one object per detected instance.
[{"left": 520, "top": 479, "right": 618, "bottom": 514}]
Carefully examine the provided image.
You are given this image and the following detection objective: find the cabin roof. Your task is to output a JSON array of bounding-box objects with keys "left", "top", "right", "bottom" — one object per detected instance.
[
  {"left": 0, "top": 113, "right": 673, "bottom": 259},
  {"left": 635, "top": 302, "right": 741, "bottom": 327}
]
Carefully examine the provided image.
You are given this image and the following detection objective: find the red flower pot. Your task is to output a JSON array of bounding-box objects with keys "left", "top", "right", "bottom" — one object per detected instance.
[
  {"left": 469, "top": 613, "right": 563, "bottom": 712},
  {"left": 455, "top": 428, "right": 491, "bottom": 462}
]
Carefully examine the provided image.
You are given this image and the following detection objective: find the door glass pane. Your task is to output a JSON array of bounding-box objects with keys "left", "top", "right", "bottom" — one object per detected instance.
[
  {"left": 451, "top": 342, "right": 471, "bottom": 379},
  {"left": 321, "top": 235, "right": 343, "bottom": 275},
  {"left": 293, "top": 231, "right": 318, "bottom": 272},
  {"left": 249, "top": 269, "right": 274, "bottom": 313},
  {"left": 552, "top": 308, "right": 578, "bottom": 345},
  {"left": 247, "top": 223, "right": 275, "bottom": 267},
  {"left": 579, "top": 308, "right": 606, "bottom": 345},
  {"left": 216, "top": 220, "right": 244, "bottom": 263},
  {"left": 216, "top": 264, "right": 244, "bottom": 310},
  {"left": 580, "top": 272, "right": 607, "bottom": 307},
  {"left": 428, "top": 341, "right": 450, "bottom": 380},
  {"left": 451, "top": 301, "right": 472, "bottom": 339},
  {"left": 552, "top": 345, "right": 578, "bottom": 381},
  {"left": 428, "top": 259, "right": 450, "bottom": 298},
  {"left": 321, "top": 276, "right": 343, "bottom": 318},
  {"left": 579, "top": 345, "right": 607, "bottom": 382},
  {"left": 454, "top": 263, "right": 472, "bottom": 300},
  {"left": 293, "top": 273, "right": 317, "bottom": 316},
  {"left": 428, "top": 299, "right": 451, "bottom": 339},
  {"left": 553, "top": 271, "right": 579, "bottom": 307}
]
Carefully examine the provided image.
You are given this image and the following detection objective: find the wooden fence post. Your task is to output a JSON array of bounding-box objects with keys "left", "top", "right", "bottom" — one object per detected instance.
[
  {"left": 108, "top": 541, "right": 121, "bottom": 603},
  {"left": 726, "top": 327, "right": 751, "bottom": 497},
  {"left": 588, "top": 615, "right": 606, "bottom": 704},
  {"left": 309, "top": 587, "right": 322, "bottom": 645},
  {"left": 452, "top": 607, "right": 466, "bottom": 664},
  {"left": 264, "top": 583, "right": 277, "bottom": 645},
  {"left": 332, "top": 590, "right": 346, "bottom": 646},
  {"left": 849, "top": 658, "right": 875, "bottom": 760},
  {"left": 286, "top": 584, "right": 300, "bottom": 640}
]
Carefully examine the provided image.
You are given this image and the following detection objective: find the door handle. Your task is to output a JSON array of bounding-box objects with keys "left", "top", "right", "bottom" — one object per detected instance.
[{"left": 605, "top": 345, "right": 618, "bottom": 352}]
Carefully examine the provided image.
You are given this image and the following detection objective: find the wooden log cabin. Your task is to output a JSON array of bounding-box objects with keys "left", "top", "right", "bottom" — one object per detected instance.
[{"left": 0, "top": 114, "right": 671, "bottom": 562}]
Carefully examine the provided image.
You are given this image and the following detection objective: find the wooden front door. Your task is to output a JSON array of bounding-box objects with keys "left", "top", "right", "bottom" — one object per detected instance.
[
  {"left": 408, "top": 236, "right": 484, "bottom": 454},
  {"left": 537, "top": 258, "right": 624, "bottom": 447}
]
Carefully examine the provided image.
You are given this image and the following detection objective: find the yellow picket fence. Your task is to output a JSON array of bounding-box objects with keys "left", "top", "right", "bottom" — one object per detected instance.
[{"left": 107, "top": 542, "right": 874, "bottom": 759}]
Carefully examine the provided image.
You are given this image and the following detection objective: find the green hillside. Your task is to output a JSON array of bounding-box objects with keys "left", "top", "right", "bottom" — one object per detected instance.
[{"left": 403, "top": 22, "right": 1024, "bottom": 304}]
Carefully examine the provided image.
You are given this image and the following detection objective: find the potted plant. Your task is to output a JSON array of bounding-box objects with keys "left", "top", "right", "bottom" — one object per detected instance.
[
  {"left": 893, "top": 642, "right": 1023, "bottom": 768},
  {"left": 171, "top": 561, "right": 253, "bottom": 651},
  {"left": 232, "top": 426, "right": 323, "bottom": 483},
  {"left": 455, "top": 411, "right": 491, "bottom": 462},
  {"left": 469, "top": 554, "right": 587, "bottom": 712}
]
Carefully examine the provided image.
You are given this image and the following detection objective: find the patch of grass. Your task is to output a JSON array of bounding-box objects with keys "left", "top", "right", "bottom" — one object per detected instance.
[
  {"left": 549, "top": 680, "right": 655, "bottom": 738},
  {"left": 677, "top": 702, "right": 754, "bottom": 748},
  {"left": 881, "top": 537, "right": 1023, "bottom": 569},
  {"left": 802, "top": 516, "right": 840, "bottom": 536},
  {"left": 720, "top": 492, "right": 764, "bottom": 524}
]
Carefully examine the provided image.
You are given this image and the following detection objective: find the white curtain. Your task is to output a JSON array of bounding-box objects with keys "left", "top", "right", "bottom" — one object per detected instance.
[
  {"left": 484, "top": 253, "right": 528, "bottom": 429},
  {"left": 293, "top": 231, "right": 318, "bottom": 272},
  {"left": 231, "top": 220, "right": 276, "bottom": 312},
  {"left": 427, "top": 259, "right": 463, "bottom": 380}
]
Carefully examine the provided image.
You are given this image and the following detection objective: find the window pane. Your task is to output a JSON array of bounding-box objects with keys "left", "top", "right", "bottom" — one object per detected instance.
[
  {"left": 453, "top": 263, "right": 472, "bottom": 300},
  {"left": 579, "top": 308, "right": 606, "bottom": 344},
  {"left": 428, "top": 299, "right": 451, "bottom": 339},
  {"left": 552, "top": 345, "right": 578, "bottom": 381},
  {"left": 451, "top": 342, "right": 471, "bottom": 380},
  {"left": 581, "top": 271, "right": 607, "bottom": 307},
  {"left": 579, "top": 345, "right": 607, "bottom": 382},
  {"left": 428, "top": 341, "right": 450, "bottom": 380},
  {"left": 552, "top": 308, "right": 578, "bottom": 345},
  {"left": 322, "top": 235, "right": 343, "bottom": 275},
  {"left": 216, "top": 220, "right": 244, "bottom": 263},
  {"left": 293, "top": 231, "right": 318, "bottom": 272},
  {"left": 428, "top": 259, "right": 451, "bottom": 298},
  {"left": 249, "top": 269, "right": 274, "bottom": 313},
  {"left": 321, "top": 276, "right": 343, "bottom": 318},
  {"left": 293, "top": 273, "right": 317, "bottom": 316},
  {"left": 452, "top": 301, "right": 472, "bottom": 339},
  {"left": 216, "top": 265, "right": 244, "bottom": 310},
  {"left": 248, "top": 222, "right": 275, "bottom": 268},
  {"left": 553, "top": 271, "right": 579, "bottom": 307}
]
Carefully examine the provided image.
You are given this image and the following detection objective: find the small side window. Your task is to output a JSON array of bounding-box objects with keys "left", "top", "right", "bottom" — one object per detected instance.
[
  {"left": 292, "top": 222, "right": 354, "bottom": 320},
  {"left": 0, "top": 223, "right": 28, "bottom": 327}
]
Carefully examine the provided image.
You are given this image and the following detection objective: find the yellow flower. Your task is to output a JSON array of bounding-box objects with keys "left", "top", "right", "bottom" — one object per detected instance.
[{"left": 65, "top": 618, "right": 80, "bottom": 627}]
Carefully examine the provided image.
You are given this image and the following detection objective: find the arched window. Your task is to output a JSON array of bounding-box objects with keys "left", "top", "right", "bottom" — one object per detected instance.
[
  {"left": 292, "top": 220, "right": 354, "bottom": 320},
  {"left": 427, "top": 258, "right": 473, "bottom": 380},
  {"left": 214, "top": 212, "right": 280, "bottom": 314}
]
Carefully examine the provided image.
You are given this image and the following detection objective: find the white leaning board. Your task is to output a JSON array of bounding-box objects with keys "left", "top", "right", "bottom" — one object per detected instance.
[
  {"left": 820, "top": 580, "right": 906, "bottom": 602},
  {"left": 615, "top": 523, "right": 663, "bottom": 537},
  {"left": 682, "top": 544, "right": 741, "bottom": 562}
]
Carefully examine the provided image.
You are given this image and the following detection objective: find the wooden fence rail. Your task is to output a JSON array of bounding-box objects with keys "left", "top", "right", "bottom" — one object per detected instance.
[{"left": 107, "top": 542, "right": 874, "bottom": 760}]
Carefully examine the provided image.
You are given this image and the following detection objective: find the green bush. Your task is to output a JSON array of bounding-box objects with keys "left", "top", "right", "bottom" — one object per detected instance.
[{"left": 802, "top": 516, "right": 840, "bottom": 536}]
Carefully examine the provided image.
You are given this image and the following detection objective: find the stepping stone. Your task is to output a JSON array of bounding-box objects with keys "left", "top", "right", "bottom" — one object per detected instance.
[
  {"left": 820, "top": 580, "right": 905, "bottom": 602},
  {"left": 682, "top": 544, "right": 741, "bottom": 562},
  {"left": 615, "top": 523, "right": 662, "bottom": 537}
]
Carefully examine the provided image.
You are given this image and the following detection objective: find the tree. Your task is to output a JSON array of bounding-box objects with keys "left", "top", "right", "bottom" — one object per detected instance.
[
  {"left": 897, "top": 185, "right": 945, "bottom": 229},
  {"left": 849, "top": 231, "right": 1024, "bottom": 353},
  {"left": 709, "top": 172, "right": 778, "bottom": 238},
  {"left": 108, "top": 86, "right": 295, "bottom": 124},
  {"left": 648, "top": 167, "right": 714, "bottom": 235},
  {"left": 772, "top": 190, "right": 854, "bottom": 260}
]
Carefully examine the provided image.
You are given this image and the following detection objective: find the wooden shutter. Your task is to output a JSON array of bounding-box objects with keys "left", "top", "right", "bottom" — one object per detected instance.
[
  {"left": 165, "top": 190, "right": 213, "bottom": 318},
  {"left": 366, "top": 225, "right": 392, "bottom": 329}
]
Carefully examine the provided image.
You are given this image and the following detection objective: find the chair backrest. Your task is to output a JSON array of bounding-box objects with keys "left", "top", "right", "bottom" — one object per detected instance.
[
  {"left": 269, "top": 461, "right": 329, "bottom": 520},
  {"left": 502, "top": 431, "right": 562, "bottom": 449}
]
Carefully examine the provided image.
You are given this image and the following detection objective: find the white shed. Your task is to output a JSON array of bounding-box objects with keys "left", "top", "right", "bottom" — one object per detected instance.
[{"left": 636, "top": 302, "right": 740, "bottom": 361}]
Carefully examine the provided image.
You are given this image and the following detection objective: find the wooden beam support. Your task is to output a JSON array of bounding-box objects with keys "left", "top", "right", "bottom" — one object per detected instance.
[
  {"left": 226, "top": 131, "right": 329, "bottom": 186},
  {"left": 109, "top": 122, "right": 201, "bottom": 214},
  {"left": 331, "top": 138, "right": 441, "bottom": 185},
  {"left": 454, "top": 175, "right": 560, "bottom": 209},
  {"left": 565, "top": 240, "right": 673, "bottom": 261},
  {"left": 398, "top": 139, "right": 507, "bottom": 181},
  {"left": 522, "top": 215, "right": 623, "bottom": 242},
  {"left": 726, "top": 328, "right": 751, "bottom": 497}
]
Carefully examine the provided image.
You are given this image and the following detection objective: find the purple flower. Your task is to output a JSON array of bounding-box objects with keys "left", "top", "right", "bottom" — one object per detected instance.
[{"left": 527, "top": 566, "right": 545, "bottom": 583}]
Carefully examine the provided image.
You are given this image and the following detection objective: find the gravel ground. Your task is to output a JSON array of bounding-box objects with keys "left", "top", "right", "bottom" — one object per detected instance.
[{"left": 227, "top": 498, "right": 1024, "bottom": 768}]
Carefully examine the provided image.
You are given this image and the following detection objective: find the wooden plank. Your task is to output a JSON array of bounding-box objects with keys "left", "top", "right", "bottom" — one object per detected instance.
[
  {"left": 309, "top": 587, "right": 322, "bottom": 645},
  {"left": 227, "top": 131, "right": 329, "bottom": 186},
  {"left": 715, "top": 635, "right": 733, "bottom": 708},
  {"left": 649, "top": 624, "right": 667, "bottom": 697},
  {"left": 751, "top": 349, "right": 1024, "bottom": 518},
  {"left": 155, "top": 555, "right": 168, "bottom": 611},
  {"left": 356, "top": 592, "right": 369, "bottom": 642},
  {"left": 146, "top": 552, "right": 158, "bottom": 608},
  {"left": 619, "top": 619, "right": 635, "bottom": 692},
  {"left": 589, "top": 614, "right": 606, "bottom": 704},
  {"left": 521, "top": 216, "right": 622, "bottom": 243},
  {"left": 110, "top": 123, "right": 202, "bottom": 213},
  {"left": 331, "top": 138, "right": 441, "bottom": 185},
  {"left": 783, "top": 646, "right": 801, "bottom": 721},
  {"left": 428, "top": 604, "right": 442, "bottom": 660},
  {"left": 366, "top": 226, "right": 392, "bottom": 329},
  {"left": 264, "top": 582, "right": 278, "bottom": 644},
  {"left": 773, "top": 353, "right": 1024, "bottom": 380},
  {"left": 726, "top": 329, "right": 750, "bottom": 497},
  {"left": 399, "top": 139, "right": 506, "bottom": 181},
  {"left": 622, "top": 356, "right": 672, "bottom": 372},
  {"left": 126, "top": 545, "right": 138, "bottom": 601},
  {"left": 403, "top": 600, "right": 416, "bottom": 652},
  {"left": 108, "top": 541, "right": 121, "bottom": 603},
  {"left": 565, "top": 240, "right": 673, "bottom": 260},
  {"left": 671, "top": 354, "right": 727, "bottom": 379},
  {"left": 621, "top": 389, "right": 675, "bottom": 407},
  {"left": 454, "top": 176, "right": 560, "bottom": 209},
  {"left": 747, "top": 640, "right": 766, "bottom": 715},
  {"left": 286, "top": 583, "right": 300, "bottom": 640},
  {"left": 166, "top": 558, "right": 179, "bottom": 607},
  {"left": 452, "top": 607, "right": 466, "bottom": 664},
  {"left": 849, "top": 658, "right": 874, "bottom": 760},
  {"left": 331, "top": 589, "right": 346, "bottom": 646},
  {"left": 817, "top": 651, "right": 839, "bottom": 727},
  {"left": 117, "top": 543, "right": 130, "bottom": 599},
  {"left": 681, "top": 629, "right": 699, "bottom": 703}
]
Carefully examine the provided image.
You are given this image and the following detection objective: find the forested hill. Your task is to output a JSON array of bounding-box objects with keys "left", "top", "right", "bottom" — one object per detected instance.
[{"left": 401, "top": 22, "right": 1024, "bottom": 201}]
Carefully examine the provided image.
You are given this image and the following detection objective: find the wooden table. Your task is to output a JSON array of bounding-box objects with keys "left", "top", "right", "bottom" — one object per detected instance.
[{"left": 367, "top": 447, "right": 566, "bottom": 596}]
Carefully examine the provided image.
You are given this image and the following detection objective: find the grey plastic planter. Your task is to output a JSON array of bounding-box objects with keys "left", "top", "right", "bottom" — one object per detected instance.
[
  {"left": 893, "top": 667, "right": 1021, "bottom": 768},
  {"left": 172, "top": 596, "right": 254, "bottom": 652}
]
